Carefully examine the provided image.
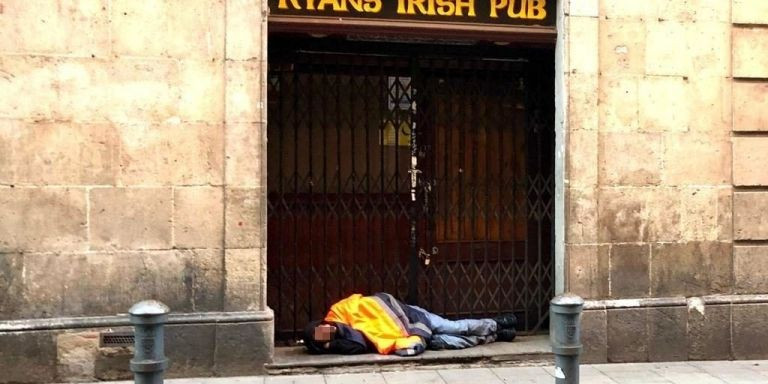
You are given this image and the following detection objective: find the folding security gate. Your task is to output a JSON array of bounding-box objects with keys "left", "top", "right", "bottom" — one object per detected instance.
[{"left": 267, "top": 36, "right": 554, "bottom": 343}]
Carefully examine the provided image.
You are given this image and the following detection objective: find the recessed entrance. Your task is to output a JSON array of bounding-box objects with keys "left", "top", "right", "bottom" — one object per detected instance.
[{"left": 267, "top": 35, "right": 555, "bottom": 343}]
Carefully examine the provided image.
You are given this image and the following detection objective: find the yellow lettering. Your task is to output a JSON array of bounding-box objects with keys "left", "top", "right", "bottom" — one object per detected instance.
[
  {"left": 347, "top": 0, "right": 364, "bottom": 12},
  {"left": 407, "top": 0, "right": 428, "bottom": 15},
  {"left": 507, "top": 0, "right": 526, "bottom": 18},
  {"left": 436, "top": 0, "right": 455, "bottom": 15},
  {"left": 397, "top": 0, "right": 406, "bottom": 14},
  {"left": 364, "top": 0, "right": 382, "bottom": 12},
  {"left": 455, "top": 0, "right": 475, "bottom": 16},
  {"left": 527, "top": 0, "right": 546, "bottom": 19},
  {"left": 316, "top": 0, "right": 338, "bottom": 10},
  {"left": 306, "top": 0, "right": 316, "bottom": 10},
  {"left": 278, "top": 0, "right": 302, "bottom": 9},
  {"left": 490, "top": 0, "right": 507, "bottom": 18},
  {"left": 427, "top": 0, "right": 436, "bottom": 15}
]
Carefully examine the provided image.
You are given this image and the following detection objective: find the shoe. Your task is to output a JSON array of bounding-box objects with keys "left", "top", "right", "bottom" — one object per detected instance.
[
  {"left": 497, "top": 328, "right": 516, "bottom": 342},
  {"left": 493, "top": 313, "right": 518, "bottom": 329}
]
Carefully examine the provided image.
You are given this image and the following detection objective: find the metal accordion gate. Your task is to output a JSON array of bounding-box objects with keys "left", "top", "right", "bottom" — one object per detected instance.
[{"left": 267, "top": 36, "right": 555, "bottom": 343}]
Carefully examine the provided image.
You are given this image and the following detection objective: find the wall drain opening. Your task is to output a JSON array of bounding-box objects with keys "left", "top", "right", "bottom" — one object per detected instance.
[{"left": 99, "top": 331, "right": 134, "bottom": 348}]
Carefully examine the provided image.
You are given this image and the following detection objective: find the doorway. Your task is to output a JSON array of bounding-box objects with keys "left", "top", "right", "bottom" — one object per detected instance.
[{"left": 266, "top": 35, "right": 555, "bottom": 343}]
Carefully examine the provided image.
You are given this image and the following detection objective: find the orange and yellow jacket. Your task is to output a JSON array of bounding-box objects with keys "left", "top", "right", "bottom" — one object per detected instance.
[{"left": 324, "top": 293, "right": 432, "bottom": 356}]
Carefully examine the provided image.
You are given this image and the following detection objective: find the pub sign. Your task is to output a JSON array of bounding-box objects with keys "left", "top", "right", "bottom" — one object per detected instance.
[{"left": 269, "top": 0, "right": 556, "bottom": 28}]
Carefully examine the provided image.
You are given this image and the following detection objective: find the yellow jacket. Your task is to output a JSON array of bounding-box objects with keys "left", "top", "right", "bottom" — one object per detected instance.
[{"left": 324, "top": 293, "right": 429, "bottom": 355}]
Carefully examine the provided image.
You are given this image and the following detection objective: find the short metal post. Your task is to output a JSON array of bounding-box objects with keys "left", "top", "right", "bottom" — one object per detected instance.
[
  {"left": 129, "top": 300, "right": 170, "bottom": 384},
  {"left": 550, "top": 294, "right": 584, "bottom": 384}
]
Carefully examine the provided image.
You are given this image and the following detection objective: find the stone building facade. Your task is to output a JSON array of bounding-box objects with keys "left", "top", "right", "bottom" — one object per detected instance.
[{"left": 0, "top": 0, "right": 766, "bottom": 382}]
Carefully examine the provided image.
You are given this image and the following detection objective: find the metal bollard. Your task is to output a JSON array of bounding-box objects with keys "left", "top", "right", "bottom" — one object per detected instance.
[
  {"left": 129, "top": 300, "right": 170, "bottom": 384},
  {"left": 550, "top": 294, "right": 584, "bottom": 384}
]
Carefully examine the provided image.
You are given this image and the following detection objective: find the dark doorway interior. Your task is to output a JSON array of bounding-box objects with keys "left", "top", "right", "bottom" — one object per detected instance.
[{"left": 267, "top": 35, "right": 555, "bottom": 343}]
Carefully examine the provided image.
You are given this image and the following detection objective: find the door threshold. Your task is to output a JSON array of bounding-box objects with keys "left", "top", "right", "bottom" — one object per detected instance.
[{"left": 266, "top": 334, "right": 552, "bottom": 375}]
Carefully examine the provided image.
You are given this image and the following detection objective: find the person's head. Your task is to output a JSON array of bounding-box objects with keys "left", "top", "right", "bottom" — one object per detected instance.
[{"left": 303, "top": 320, "right": 337, "bottom": 354}]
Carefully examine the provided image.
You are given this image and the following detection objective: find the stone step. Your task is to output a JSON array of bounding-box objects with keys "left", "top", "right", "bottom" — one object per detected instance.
[{"left": 266, "top": 334, "right": 552, "bottom": 375}]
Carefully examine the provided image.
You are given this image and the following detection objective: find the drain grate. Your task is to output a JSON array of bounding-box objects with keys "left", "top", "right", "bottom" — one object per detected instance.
[{"left": 99, "top": 331, "right": 135, "bottom": 347}]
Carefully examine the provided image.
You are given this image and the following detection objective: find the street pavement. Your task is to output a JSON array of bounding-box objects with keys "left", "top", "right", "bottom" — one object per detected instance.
[{"left": 78, "top": 360, "right": 768, "bottom": 383}]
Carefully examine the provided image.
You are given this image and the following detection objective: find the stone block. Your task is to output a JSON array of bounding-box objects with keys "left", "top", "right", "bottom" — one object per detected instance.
[
  {"left": 567, "top": 73, "right": 598, "bottom": 131},
  {"left": 609, "top": 244, "right": 650, "bottom": 298},
  {"left": 645, "top": 187, "right": 681, "bottom": 242},
  {"left": 226, "top": 0, "right": 265, "bottom": 60},
  {"left": 663, "top": 134, "right": 731, "bottom": 186},
  {"left": 111, "top": 0, "right": 225, "bottom": 59},
  {"left": 225, "top": 248, "right": 264, "bottom": 311},
  {"left": 651, "top": 242, "right": 732, "bottom": 297},
  {"left": 57, "top": 58, "right": 112, "bottom": 123},
  {"left": 225, "top": 188, "right": 265, "bottom": 248},
  {"left": 598, "top": 1, "right": 653, "bottom": 20},
  {"left": 214, "top": 321, "right": 273, "bottom": 375},
  {"left": 567, "top": 244, "right": 608, "bottom": 299},
  {"left": 174, "top": 187, "right": 224, "bottom": 248},
  {"left": 0, "top": 121, "right": 119, "bottom": 185},
  {"left": 733, "top": 81, "right": 768, "bottom": 132},
  {"left": 598, "top": 20, "right": 646, "bottom": 75},
  {"left": 658, "top": 0, "right": 730, "bottom": 22},
  {"left": 733, "top": 27, "right": 768, "bottom": 78},
  {"left": 179, "top": 59, "right": 226, "bottom": 123},
  {"left": 717, "top": 188, "right": 733, "bottom": 241},
  {"left": 568, "top": 16, "right": 598, "bottom": 74},
  {"left": 226, "top": 60, "right": 264, "bottom": 124},
  {"left": 734, "top": 245, "right": 768, "bottom": 293},
  {"left": 567, "top": 125, "right": 598, "bottom": 186},
  {"left": 94, "top": 346, "right": 132, "bottom": 381},
  {"left": 90, "top": 188, "right": 172, "bottom": 250},
  {"left": 688, "top": 303, "right": 731, "bottom": 360},
  {"left": 687, "top": 23, "right": 731, "bottom": 77},
  {"left": 607, "top": 308, "right": 648, "bottom": 362},
  {"left": 733, "top": 0, "right": 768, "bottom": 24},
  {"left": 733, "top": 304, "right": 768, "bottom": 359},
  {"left": 597, "top": 187, "right": 648, "bottom": 243},
  {"left": 599, "top": 132, "right": 662, "bottom": 186},
  {"left": 0, "top": 330, "right": 58, "bottom": 383},
  {"left": 226, "top": 123, "right": 266, "bottom": 187},
  {"left": 106, "top": 58, "right": 181, "bottom": 124},
  {"left": 566, "top": 187, "right": 598, "bottom": 244},
  {"left": 645, "top": 21, "right": 690, "bottom": 76},
  {"left": 598, "top": 75, "right": 639, "bottom": 132},
  {"left": 733, "top": 192, "right": 768, "bottom": 240},
  {"left": 648, "top": 307, "right": 687, "bottom": 362},
  {"left": 106, "top": 58, "right": 223, "bottom": 125},
  {"left": 581, "top": 309, "right": 607, "bottom": 363},
  {"left": 733, "top": 137, "right": 768, "bottom": 186},
  {"left": 56, "top": 331, "right": 100, "bottom": 382},
  {"left": 0, "top": 187, "right": 87, "bottom": 252},
  {"left": 567, "top": 0, "right": 598, "bottom": 17},
  {"left": 638, "top": 76, "right": 690, "bottom": 132},
  {"left": 166, "top": 324, "right": 215, "bottom": 378},
  {"left": 0, "top": 56, "right": 60, "bottom": 120},
  {"left": 0, "top": 253, "right": 23, "bottom": 318},
  {"left": 117, "top": 123, "right": 224, "bottom": 186},
  {"left": 0, "top": 0, "right": 109, "bottom": 56},
  {"left": 689, "top": 76, "right": 732, "bottom": 134},
  {"left": 12, "top": 250, "right": 223, "bottom": 319},
  {"left": 679, "top": 188, "right": 721, "bottom": 242}
]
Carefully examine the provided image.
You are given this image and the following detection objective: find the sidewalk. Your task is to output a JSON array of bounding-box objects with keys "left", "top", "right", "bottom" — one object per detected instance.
[{"left": 79, "top": 360, "right": 768, "bottom": 383}]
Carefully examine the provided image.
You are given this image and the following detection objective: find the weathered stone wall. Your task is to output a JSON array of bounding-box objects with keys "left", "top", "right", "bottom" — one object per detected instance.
[
  {"left": 562, "top": 0, "right": 768, "bottom": 363},
  {"left": 0, "top": 1, "right": 270, "bottom": 381}
]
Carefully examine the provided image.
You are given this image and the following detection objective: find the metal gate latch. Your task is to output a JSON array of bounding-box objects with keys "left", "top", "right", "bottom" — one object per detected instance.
[{"left": 418, "top": 246, "right": 439, "bottom": 266}]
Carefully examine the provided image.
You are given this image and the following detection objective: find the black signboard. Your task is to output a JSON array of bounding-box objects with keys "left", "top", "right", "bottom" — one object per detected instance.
[{"left": 269, "top": 0, "right": 556, "bottom": 28}]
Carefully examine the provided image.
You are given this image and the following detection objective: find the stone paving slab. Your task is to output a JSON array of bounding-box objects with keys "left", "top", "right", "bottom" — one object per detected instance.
[{"left": 74, "top": 360, "right": 768, "bottom": 384}]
